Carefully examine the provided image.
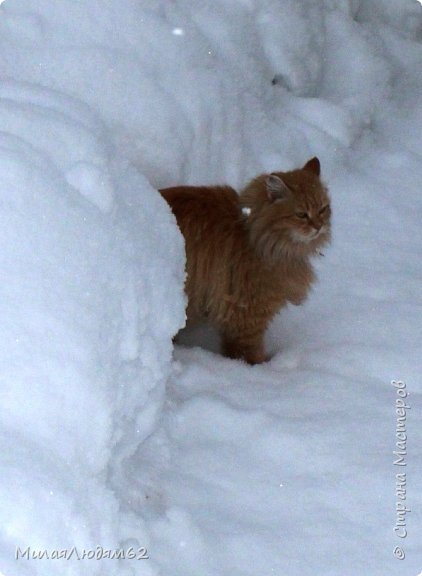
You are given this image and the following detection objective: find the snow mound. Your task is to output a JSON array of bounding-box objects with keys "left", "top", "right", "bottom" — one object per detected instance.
[{"left": 0, "top": 79, "right": 185, "bottom": 574}]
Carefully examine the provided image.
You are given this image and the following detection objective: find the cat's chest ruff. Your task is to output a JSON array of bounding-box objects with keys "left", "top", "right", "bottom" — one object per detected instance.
[
  {"left": 222, "top": 260, "right": 295, "bottom": 310},
  {"left": 257, "top": 258, "right": 311, "bottom": 303}
]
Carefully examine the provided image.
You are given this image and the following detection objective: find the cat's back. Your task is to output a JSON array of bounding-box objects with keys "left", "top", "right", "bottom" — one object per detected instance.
[
  {"left": 159, "top": 184, "right": 248, "bottom": 323},
  {"left": 159, "top": 184, "right": 240, "bottom": 232}
]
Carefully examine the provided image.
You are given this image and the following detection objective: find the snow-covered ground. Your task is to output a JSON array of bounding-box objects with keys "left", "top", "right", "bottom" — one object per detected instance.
[{"left": 0, "top": 1, "right": 421, "bottom": 575}]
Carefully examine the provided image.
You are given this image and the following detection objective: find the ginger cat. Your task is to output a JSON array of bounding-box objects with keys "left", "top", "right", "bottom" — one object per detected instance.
[{"left": 160, "top": 157, "right": 331, "bottom": 364}]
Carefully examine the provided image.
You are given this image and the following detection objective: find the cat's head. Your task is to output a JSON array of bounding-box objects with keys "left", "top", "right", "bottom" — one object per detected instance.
[{"left": 240, "top": 157, "right": 331, "bottom": 261}]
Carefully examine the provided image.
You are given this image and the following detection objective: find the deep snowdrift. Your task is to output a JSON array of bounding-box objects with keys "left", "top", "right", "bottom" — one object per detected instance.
[
  {"left": 0, "top": 1, "right": 421, "bottom": 575},
  {"left": 0, "top": 47, "right": 185, "bottom": 576}
]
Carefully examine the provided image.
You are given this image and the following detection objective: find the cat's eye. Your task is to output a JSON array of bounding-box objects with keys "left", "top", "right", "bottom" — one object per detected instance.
[
  {"left": 296, "top": 212, "right": 308, "bottom": 219},
  {"left": 319, "top": 205, "right": 329, "bottom": 215}
]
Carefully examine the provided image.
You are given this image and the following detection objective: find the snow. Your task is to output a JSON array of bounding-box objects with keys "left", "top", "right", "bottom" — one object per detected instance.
[{"left": 0, "top": 0, "right": 421, "bottom": 575}]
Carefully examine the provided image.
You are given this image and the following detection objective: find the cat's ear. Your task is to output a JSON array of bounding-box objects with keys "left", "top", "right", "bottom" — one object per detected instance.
[
  {"left": 303, "top": 157, "right": 320, "bottom": 176},
  {"left": 266, "top": 174, "right": 291, "bottom": 202}
]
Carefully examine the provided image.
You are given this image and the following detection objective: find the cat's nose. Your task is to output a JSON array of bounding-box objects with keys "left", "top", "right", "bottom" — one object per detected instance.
[{"left": 311, "top": 221, "right": 322, "bottom": 231}]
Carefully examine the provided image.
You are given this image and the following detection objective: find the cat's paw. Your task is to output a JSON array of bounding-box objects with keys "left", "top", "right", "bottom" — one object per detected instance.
[{"left": 243, "top": 349, "right": 270, "bottom": 365}]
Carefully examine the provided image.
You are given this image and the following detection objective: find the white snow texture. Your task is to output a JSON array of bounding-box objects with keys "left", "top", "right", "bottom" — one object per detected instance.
[{"left": 0, "top": 1, "right": 421, "bottom": 575}]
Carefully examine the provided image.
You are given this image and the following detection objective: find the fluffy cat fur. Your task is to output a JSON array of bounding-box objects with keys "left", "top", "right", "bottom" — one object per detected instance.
[{"left": 160, "top": 157, "right": 331, "bottom": 364}]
